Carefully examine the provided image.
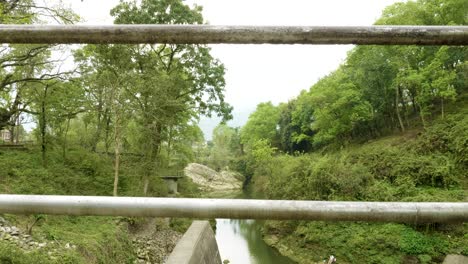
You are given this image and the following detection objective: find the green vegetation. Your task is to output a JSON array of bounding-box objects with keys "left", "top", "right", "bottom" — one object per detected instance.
[
  {"left": 203, "top": 0, "right": 468, "bottom": 263},
  {"left": 0, "top": 0, "right": 467, "bottom": 263},
  {"left": 255, "top": 112, "right": 467, "bottom": 263},
  {"left": 0, "top": 0, "right": 227, "bottom": 262}
]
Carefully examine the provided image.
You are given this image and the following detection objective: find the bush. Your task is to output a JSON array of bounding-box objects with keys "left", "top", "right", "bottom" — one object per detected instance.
[
  {"left": 262, "top": 154, "right": 373, "bottom": 201},
  {"left": 399, "top": 230, "right": 435, "bottom": 255},
  {"left": 255, "top": 116, "right": 467, "bottom": 263},
  {"left": 414, "top": 112, "right": 468, "bottom": 167},
  {"left": 351, "top": 144, "right": 459, "bottom": 188}
]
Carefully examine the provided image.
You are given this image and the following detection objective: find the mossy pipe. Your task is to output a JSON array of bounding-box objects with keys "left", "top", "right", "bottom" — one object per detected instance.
[
  {"left": 0, "top": 25, "right": 466, "bottom": 45},
  {"left": 0, "top": 195, "right": 466, "bottom": 223}
]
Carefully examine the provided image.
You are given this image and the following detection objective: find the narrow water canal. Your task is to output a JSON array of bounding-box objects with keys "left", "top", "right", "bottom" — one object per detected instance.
[{"left": 214, "top": 189, "right": 296, "bottom": 264}]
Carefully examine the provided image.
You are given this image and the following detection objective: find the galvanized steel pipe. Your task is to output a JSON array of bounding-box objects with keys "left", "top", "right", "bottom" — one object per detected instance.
[
  {"left": 0, "top": 25, "right": 467, "bottom": 45},
  {"left": 0, "top": 195, "right": 466, "bottom": 223}
]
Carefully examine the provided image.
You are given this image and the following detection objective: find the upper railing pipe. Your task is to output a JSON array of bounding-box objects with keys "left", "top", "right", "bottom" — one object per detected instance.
[
  {"left": 0, "top": 25, "right": 467, "bottom": 45},
  {"left": 0, "top": 195, "right": 466, "bottom": 223}
]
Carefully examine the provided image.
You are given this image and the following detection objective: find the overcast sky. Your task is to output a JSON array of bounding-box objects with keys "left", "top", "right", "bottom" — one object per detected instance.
[{"left": 68, "top": 0, "right": 403, "bottom": 139}]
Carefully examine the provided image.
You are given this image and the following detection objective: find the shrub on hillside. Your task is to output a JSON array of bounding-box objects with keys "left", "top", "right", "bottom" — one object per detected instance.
[
  {"left": 264, "top": 154, "right": 373, "bottom": 201},
  {"left": 351, "top": 145, "right": 459, "bottom": 188},
  {"left": 414, "top": 112, "right": 468, "bottom": 167}
]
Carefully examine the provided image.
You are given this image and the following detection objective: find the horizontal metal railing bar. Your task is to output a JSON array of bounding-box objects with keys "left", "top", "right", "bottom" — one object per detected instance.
[
  {"left": 0, "top": 195, "right": 466, "bottom": 223},
  {"left": 0, "top": 25, "right": 467, "bottom": 45}
]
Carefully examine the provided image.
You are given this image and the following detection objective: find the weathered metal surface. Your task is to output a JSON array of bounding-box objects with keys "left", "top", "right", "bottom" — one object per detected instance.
[
  {"left": 0, "top": 195, "right": 466, "bottom": 223},
  {"left": 0, "top": 25, "right": 466, "bottom": 45}
]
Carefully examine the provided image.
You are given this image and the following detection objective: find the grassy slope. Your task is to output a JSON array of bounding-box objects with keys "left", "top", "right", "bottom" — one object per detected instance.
[
  {"left": 0, "top": 149, "right": 198, "bottom": 263},
  {"left": 257, "top": 106, "right": 468, "bottom": 264}
]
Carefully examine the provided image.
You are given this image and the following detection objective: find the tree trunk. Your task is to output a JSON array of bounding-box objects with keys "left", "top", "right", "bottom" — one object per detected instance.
[
  {"left": 419, "top": 105, "right": 427, "bottom": 128},
  {"left": 41, "top": 105, "right": 47, "bottom": 168},
  {"left": 62, "top": 117, "right": 71, "bottom": 160},
  {"left": 395, "top": 86, "right": 405, "bottom": 132},
  {"left": 167, "top": 125, "right": 173, "bottom": 168},
  {"left": 104, "top": 110, "right": 111, "bottom": 153},
  {"left": 143, "top": 176, "right": 149, "bottom": 196},
  {"left": 91, "top": 109, "right": 102, "bottom": 152},
  {"left": 400, "top": 88, "right": 410, "bottom": 128},
  {"left": 8, "top": 126, "right": 14, "bottom": 144},
  {"left": 143, "top": 122, "right": 163, "bottom": 196},
  {"left": 113, "top": 111, "right": 121, "bottom": 196},
  {"left": 441, "top": 98, "right": 445, "bottom": 119},
  {"left": 40, "top": 86, "right": 48, "bottom": 168},
  {"left": 15, "top": 114, "right": 20, "bottom": 143}
]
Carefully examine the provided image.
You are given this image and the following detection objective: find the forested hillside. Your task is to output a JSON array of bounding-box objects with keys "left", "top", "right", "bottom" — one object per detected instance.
[
  {"left": 208, "top": 0, "right": 467, "bottom": 263},
  {"left": 0, "top": 0, "right": 222, "bottom": 262},
  {"left": 0, "top": 0, "right": 467, "bottom": 263}
]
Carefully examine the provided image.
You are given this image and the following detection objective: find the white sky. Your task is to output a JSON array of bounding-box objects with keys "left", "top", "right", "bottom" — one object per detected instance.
[{"left": 68, "top": 0, "right": 403, "bottom": 139}]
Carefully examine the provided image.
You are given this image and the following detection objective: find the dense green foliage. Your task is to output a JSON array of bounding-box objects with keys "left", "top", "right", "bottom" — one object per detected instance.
[
  {"left": 236, "top": 0, "right": 467, "bottom": 153},
  {"left": 0, "top": 0, "right": 467, "bottom": 263},
  {"left": 252, "top": 110, "right": 466, "bottom": 202},
  {"left": 214, "top": 0, "right": 468, "bottom": 263},
  {"left": 0, "top": 0, "right": 225, "bottom": 262},
  {"left": 252, "top": 111, "right": 468, "bottom": 263}
]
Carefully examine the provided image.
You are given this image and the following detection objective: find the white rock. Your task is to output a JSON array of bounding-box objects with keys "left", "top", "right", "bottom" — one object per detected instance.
[{"left": 184, "top": 163, "right": 242, "bottom": 191}]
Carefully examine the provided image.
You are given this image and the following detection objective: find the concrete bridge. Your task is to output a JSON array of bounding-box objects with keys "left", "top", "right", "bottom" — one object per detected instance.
[{"left": 161, "top": 175, "right": 183, "bottom": 194}]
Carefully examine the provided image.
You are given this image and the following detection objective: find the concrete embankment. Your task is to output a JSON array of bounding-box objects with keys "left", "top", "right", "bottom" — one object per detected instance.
[{"left": 166, "top": 221, "right": 221, "bottom": 264}]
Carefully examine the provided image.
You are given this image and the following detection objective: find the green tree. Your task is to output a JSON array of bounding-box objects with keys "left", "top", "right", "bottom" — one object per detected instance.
[
  {"left": 309, "top": 70, "right": 374, "bottom": 146},
  {"left": 241, "top": 102, "right": 280, "bottom": 149},
  {"left": 25, "top": 80, "right": 84, "bottom": 167},
  {"left": 420, "top": 47, "right": 458, "bottom": 120},
  {"left": 210, "top": 124, "right": 236, "bottom": 170},
  {"left": 0, "top": 1, "right": 78, "bottom": 131},
  {"left": 73, "top": 0, "right": 232, "bottom": 196}
]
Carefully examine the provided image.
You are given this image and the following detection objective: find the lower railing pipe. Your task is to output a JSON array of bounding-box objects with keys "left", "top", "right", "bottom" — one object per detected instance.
[{"left": 0, "top": 195, "right": 466, "bottom": 223}]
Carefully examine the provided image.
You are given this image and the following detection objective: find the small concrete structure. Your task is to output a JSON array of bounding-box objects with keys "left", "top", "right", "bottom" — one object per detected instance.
[
  {"left": 0, "top": 130, "right": 11, "bottom": 141},
  {"left": 166, "top": 221, "right": 221, "bottom": 264},
  {"left": 161, "top": 176, "right": 182, "bottom": 194}
]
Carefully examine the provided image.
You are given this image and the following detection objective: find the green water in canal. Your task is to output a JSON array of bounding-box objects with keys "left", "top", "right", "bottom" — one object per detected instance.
[{"left": 214, "top": 189, "right": 296, "bottom": 264}]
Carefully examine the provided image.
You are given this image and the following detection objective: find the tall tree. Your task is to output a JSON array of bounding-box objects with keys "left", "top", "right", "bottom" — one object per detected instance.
[
  {"left": 74, "top": 0, "right": 232, "bottom": 196},
  {"left": 0, "top": 1, "right": 78, "bottom": 131},
  {"left": 241, "top": 102, "right": 280, "bottom": 149}
]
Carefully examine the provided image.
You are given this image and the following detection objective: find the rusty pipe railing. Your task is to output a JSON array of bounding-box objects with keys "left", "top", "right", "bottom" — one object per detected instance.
[
  {"left": 0, "top": 25, "right": 466, "bottom": 45},
  {"left": 0, "top": 195, "right": 466, "bottom": 223}
]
